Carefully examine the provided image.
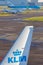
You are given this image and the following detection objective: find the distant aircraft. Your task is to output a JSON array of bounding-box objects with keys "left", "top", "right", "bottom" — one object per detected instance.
[
  {"left": 2, "top": 8, "right": 26, "bottom": 14},
  {"left": 8, "top": 5, "right": 40, "bottom": 9},
  {"left": 8, "top": 5, "right": 40, "bottom": 8},
  {"left": 28, "top": 5, "right": 40, "bottom": 9},
  {"left": 0, "top": 26, "right": 33, "bottom": 65},
  {"left": 2, "top": 5, "right": 40, "bottom": 13},
  {"left": 3, "top": 9, "right": 18, "bottom": 14}
]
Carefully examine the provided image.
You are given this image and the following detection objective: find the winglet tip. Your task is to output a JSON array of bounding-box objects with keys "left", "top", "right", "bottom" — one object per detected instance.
[{"left": 25, "top": 26, "right": 34, "bottom": 29}]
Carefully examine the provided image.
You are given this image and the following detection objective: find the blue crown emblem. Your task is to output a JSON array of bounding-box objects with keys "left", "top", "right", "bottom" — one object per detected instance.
[{"left": 13, "top": 49, "right": 22, "bottom": 56}]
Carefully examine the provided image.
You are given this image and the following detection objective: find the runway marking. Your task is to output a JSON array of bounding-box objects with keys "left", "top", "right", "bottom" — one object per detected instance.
[{"left": 13, "top": 18, "right": 21, "bottom": 20}]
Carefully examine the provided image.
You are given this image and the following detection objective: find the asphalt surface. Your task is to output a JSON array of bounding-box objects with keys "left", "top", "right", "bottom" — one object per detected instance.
[
  {"left": 0, "top": 11, "right": 43, "bottom": 65},
  {"left": 0, "top": 12, "right": 43, "bottom": 20}
]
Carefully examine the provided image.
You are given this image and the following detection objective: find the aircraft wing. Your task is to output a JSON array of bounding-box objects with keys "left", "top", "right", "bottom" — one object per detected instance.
[{"left": 1, "top": 26, "right": 33, "bottom": 65}]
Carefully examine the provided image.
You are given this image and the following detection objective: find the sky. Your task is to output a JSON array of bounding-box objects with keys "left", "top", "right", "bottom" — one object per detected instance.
[
  {"left": 38, "top": 0, "right": 43, "bottom": 2},
  {"left": 28, "top": 0, "right": 43, "bottom": 2}
]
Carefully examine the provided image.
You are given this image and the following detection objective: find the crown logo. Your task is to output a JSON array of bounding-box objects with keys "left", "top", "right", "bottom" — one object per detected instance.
[{"left": 13, "top": 49, "right": 22, "bottom": 56}]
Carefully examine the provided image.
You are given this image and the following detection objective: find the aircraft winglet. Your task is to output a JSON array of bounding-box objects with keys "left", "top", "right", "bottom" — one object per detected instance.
[{"left": 1, "top": 26, "right": 33, "bottom": 65}]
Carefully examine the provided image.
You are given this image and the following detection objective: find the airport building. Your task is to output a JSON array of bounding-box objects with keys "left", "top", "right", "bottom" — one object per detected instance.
[
  {"left": 31, "top": 0, "right": 38, "bottom": 5},
  {"left": 10, "top": 0, "right": 28, "bottom": 6},
  {"left": 38, "top": 2, "right": 43, "bottom": 6},
  {"left": 0, "top": 0, "right": 14, "bottom": 6},
  {"left": 0, "top": 0, "right": 28, "bottom": 6},
  {"left": 0, "top": 0, "right": 39, "bottom": 6},
  {"left": 0, "top": 0, "right": 7, "bottom": 6}
]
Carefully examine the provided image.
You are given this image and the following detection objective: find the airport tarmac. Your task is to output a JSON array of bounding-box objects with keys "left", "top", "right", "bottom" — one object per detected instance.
[
  {"left": 0, "top": 11, "right": 43, "bottom": 20},
  {"left": 0, "top": 11, "right": 43, "bottom": 65}
]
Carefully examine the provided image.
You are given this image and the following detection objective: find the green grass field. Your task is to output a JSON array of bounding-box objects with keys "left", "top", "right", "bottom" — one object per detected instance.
[
  {"left": 0, "top": 12, "right": 12, "bottom": 16},
  {"left": 23, "top": 16, "right": 43, "bottom": 21},
  {"left": 21, "top": 8, "right": 43, "bottom": 14}
]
